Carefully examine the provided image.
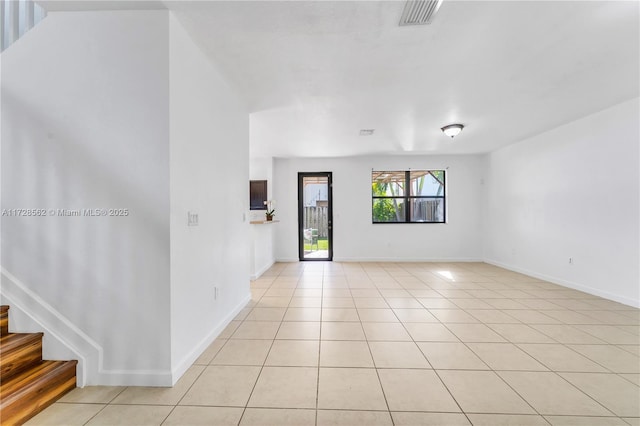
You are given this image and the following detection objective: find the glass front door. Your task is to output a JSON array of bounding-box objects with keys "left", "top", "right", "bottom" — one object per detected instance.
[{"left": 298, "top": 172, "right": 333, "bottom": 261}]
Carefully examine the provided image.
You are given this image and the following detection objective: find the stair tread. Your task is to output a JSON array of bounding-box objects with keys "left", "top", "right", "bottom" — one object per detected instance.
[
  {"left": 1, "top": 332, "right": 44, "bottom": 383},
  {"left": 0, "top": 360, "right": 77, "bottom": 402},
  {"left": 0, "top": 359, "right": 77, "bottom": 424},
  {"left": 0, "top": 305, "right": 77, "bottom": 424},
  {"left": 0, "top": 332, "right": 43, "bottom": 354}
]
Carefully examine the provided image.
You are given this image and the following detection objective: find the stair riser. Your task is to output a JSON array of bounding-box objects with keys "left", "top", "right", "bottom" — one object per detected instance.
[
  {"left": 0, "top": 362, "right": 76, "bottom": 426},
  {"left": 0, "top": 311, "right": 8, "bottom": 336},
  {"left": 1, "top": 338, "right": 43, "bottom": 382},
  {"left": 0, "top": 306, "right": 77, "bottom": 425}
]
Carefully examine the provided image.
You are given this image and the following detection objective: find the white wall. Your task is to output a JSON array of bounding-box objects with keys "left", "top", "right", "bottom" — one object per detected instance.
[
  {"left": 250, "top": 157, "right": 273, "bottom": 200},
  {"left": 169, "top": 14, "right": 250, "bottom": 383},
  {"left": 249, "top": 156, "right": 274, "bottom": 223},
  {"left": 273, "top": 155, "right": 485, "bottom": 262},
  {"left": 250, "top": 224, "right": 276, "bottom": 279},
  {"left": 1, "top": 11, "right": 172, "bottom": 384},
  {"left": 249, "top": 156, "right": 276, "bottom": 278},
  {"left": 483, "top": 98, "right": 640, "bottom": 307}
]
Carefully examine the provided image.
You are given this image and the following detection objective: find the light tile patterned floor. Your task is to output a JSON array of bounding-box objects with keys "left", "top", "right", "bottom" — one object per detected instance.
[{"left": 27, "top": 262, "right": 640, "bottom": 426}]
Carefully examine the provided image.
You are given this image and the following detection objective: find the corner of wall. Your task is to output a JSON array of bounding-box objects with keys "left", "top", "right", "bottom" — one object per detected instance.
[
  {"left": 481, "top": 98, "right": 640, "bottom": 308},
  {"left": 250, "top": 259, "right": 275, "bottom": 280},
  {"left": 169, "top": 293, "right": 250, "bottom": 385}
]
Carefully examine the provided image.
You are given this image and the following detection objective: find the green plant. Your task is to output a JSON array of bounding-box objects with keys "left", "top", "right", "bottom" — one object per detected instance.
[
  {"left": 372, "top": 181, "right": 403, "bottom": 222},
  {"left": 304, "top": 238, "right": 329, "bottom": 251},
  {"left": 264, "top": 200, "right": 276, "bottom": 218}
]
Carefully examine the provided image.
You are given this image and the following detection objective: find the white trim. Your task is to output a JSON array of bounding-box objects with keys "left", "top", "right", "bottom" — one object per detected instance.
[
  {"left": 95, "top": 368, "right": 173, "bottom": 387},
  {"left": 484, "top": 259, "right": 640, "bottom": 309},
  {"left": 9, "top": 0, "right": 19, "bottom": 45},
  {"left": 25, "top": 0, "right": 35, "bottom": 31},
  {"left": 275, "top": 257, "right": 482, "bottom": 263},
  {"left": 1, "top": 267, "right": 254, "bottom": 386},
  {"left": 1, "top": 0, "right": 5, "bottom": 50},
  {"left": 170, "top": 294, "right": 250, "bottom": 385},
  {"left": 0, "top": 267, "right": 102, "bottom": 387},
  {"left": 250, "top": 260, "right": 275, "bottom": 280},
  {"left": 333, "top": 257, "right": 483, "bottom": 263}
]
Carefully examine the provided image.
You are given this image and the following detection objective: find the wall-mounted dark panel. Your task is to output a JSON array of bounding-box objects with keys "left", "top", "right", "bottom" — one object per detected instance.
[{"left": 250, "top": 180, "right": 267, "bottom": 210}]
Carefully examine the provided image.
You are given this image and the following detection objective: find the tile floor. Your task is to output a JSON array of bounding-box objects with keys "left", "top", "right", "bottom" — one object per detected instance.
[{"left": 27, "top": 262, "right": 640, "bottom": 425}]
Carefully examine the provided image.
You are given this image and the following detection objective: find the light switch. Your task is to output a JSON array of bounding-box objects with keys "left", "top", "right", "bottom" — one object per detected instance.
[{"left": 188, "top": 211, "right": 199, "bottom": 226}]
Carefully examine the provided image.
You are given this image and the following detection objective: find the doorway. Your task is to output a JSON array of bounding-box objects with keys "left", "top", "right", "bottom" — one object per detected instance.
[{"left": 298, "top": 172, "right": 333, "bottom": 261}]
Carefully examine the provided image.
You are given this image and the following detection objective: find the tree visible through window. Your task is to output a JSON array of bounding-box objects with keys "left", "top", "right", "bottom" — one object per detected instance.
[{"left": 372, "top": 170, "right": 446, "bottom": 223}]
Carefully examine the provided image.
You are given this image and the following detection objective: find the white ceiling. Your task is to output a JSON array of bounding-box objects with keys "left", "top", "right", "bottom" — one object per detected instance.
[
  {"left": 41, "top": 1, "right": 166, "bottom": 11},
  {"left": 167, "top": 0, "right": 638, "bottom": 158},
  {"left": 42, "top": 1, "right": 640, "bottom": 158}
]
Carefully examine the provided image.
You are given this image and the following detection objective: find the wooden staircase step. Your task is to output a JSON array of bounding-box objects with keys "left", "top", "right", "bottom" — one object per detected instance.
[
  {"left": 1, "top": 306, "right": 9, "bottom": 336},
  {"left": 0, "top": 305, "right": 77, "bottom": 424},
  {"left": 0, "top": 360, "right": 77, "bottom": 425},
  {"left": 1, "top": 333, "right": 43, "bottom": 382}
]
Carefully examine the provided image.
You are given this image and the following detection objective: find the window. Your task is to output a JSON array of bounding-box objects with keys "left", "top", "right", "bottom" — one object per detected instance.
[
  {"left": 372, "top": 170, "right": 445, "bottom": 223},
  {"left": 250, "top": 180, "right": 268, "bottom": 210}
]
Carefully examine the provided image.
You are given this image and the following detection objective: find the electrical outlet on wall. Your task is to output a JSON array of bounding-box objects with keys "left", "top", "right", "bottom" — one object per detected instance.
[
  {"left": 214, "top": 286, "right": 219, "bottom": 300},
  {"left": 569, "top": 257, "right": 574, "bottom": 265}
]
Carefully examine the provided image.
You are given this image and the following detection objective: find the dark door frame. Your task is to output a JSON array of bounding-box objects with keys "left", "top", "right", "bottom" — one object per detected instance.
[{"left": 298, "top": 172, "right": 333, "bottom": 261}]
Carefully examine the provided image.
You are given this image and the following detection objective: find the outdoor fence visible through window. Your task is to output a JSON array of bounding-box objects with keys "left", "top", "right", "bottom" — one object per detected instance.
[{"left": 372, "top": 170, "right": 446, "bottom": 223}]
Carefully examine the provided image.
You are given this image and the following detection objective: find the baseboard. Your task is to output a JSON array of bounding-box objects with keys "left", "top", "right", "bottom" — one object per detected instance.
[
  {"left": 1, "top": 268, "right": 255, "bottom": 386},
  {"left": 274, "top": 257, "right": 483, "bottom": 263},
  {"left": 484, "top": 259, "right": 640, "bottom": 308},
  {"left": 95, "top": 368, "right": 173, "bottom": 387},
  {"left": 251, "top": 259, "right": 275, "bottom": 280},
  {"left": 0, "top": 267, "right": 103, "bottom": 387},
  {"left": 333, "top": 257, "right": 483, "bottom": 263},
  {"left": 170, "top": 293, "right": 251, "bottom": 385},
  {"left": 275, "top": 258, "right": 299, "bottom": 263}
]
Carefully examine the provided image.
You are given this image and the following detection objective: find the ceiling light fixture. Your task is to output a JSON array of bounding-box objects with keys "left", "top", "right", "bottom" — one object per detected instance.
[{"left": 441, "top": 124, "right": 464, "bottom": 138}]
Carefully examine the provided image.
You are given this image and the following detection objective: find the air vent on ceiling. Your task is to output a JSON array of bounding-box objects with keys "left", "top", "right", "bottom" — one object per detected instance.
[
  {"left": 399, "top": 0, "right": 443, "bottom": 26},
  {"left": 359, "top": 129, "right": 375, "bottom": 136}
]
